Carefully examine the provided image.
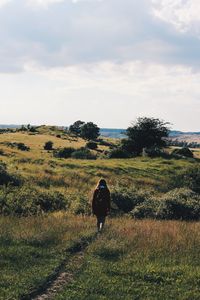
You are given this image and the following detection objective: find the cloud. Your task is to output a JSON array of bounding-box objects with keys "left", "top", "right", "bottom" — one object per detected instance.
[
  {"left": 2, "top": 0, "right": 199, "bottom": 73},
  {"left": 1, "top": 60, "right": 199, "bottom": 130},
  {"left": 152, "top": 0, "right": 200, "bottom": 36},
  {"left": 0, "top": 0, "right": 10, "bottom": 8},
  {"left": 0, "top": 0, "right": 200, "bottom": 73},
  {"left": 27, "top": 0, "right": 65, "bottom": 8}
]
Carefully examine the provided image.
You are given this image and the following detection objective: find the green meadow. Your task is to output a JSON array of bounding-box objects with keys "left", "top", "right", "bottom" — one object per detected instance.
[{"left": 0, "top": 128, "right": 200, "bottom": 299}]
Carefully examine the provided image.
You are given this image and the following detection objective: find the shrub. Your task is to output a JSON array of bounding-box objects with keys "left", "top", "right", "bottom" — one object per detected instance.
[
  {"left": 111, "top": 186, "right": 151, "bottom": 213},
  {"left": 54, "top": 147, "right": 75, "bottom": 158},
  {"left": 130, "top": 200, "right": 156, "bottom": 219},
  {"left": 71, "top": 148, "right": 96, "bottom": 160},
  {"left": 86, "top": 141, "right": 98, "bottom": 150},
  {"left": 0, "top": 162, "right": 21, "bottom": 186},
  {"left": 171, "top": 147, "right": 193, "bottom": 158},
  {"left": 107, "top": 148, "right": 130, "bottom": 159},
  {"left": 44, "top": 141, "right": 54, "bottom": 150},
  {"left": 0, "top": 186, "right": 68, "bottom": 216},
  {"left": 156, "top": 188, "right": 200, "bottom": 220},
  {"left": 70, "top": 195, "right": 91, "bottom": 215},
  {"left": 17, "top": 143, "right": 30, "bottom": 151},
  {"left": 170, "top": 165, "right": 200, "bottom": 193},
  {"left": 142, "top": 147, "right": 170, "bottom": 158}
]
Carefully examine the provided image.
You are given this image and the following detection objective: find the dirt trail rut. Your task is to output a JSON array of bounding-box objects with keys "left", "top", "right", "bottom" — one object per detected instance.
[{"left": 20, "top": 234, "right": 96, "bottom": 300}]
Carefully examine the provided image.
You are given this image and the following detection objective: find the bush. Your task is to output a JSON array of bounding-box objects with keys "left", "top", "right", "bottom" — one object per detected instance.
[
  {"left": 0, "top": 186, "right": 68, "bottom": 216},
  {"left": 111, "top": 186, "right": 151, "bottom": 213},
  {"left": 156, "top": 188, "right": 200, "bottom": 220},
  {"left": 44, "top": 141, "right": 54, "bottom": 150},
  {"left": 171, "top": 147, "right": 193, "bottom": 158},
  {"left": 107, "top": 148, "right": 130, "bottom": 159},
  {"left": 142, "top": 147, "right": 170, "bottom": 158},
  {"left": 170, "top": 165, "right": 200, "bottom": 193},
  {"left": 0, "top": 162, "right": 21, "bottom": 186},
  {"left": 54, "top": 147, "right": 75, "bottom": 158},
  {"left": 17, "top": 143, "right": 30, "bottom": 151},
  {"left": 69, "top": 195, "right": 91, "bottom": 215},
  {"left": 71, "top": 148, "right": 96, "bottom": 160},
  {"left": 86, "top": 141, "right": 98, "bottom": 150},
  {"left": 130, "top": 200, "right": 156, "bottom": 219}
]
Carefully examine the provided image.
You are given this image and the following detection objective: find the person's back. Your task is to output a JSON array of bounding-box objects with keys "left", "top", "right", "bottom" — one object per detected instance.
[{"left": 92, "top": 179, "right": 111, "bottom": 232}]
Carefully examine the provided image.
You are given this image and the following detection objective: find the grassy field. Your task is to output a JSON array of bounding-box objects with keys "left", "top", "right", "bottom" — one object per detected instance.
[
  {"left": 0, "top": 214, "right": 200, "bottom": 300},
  {"left": 0, "top": 213, "right": 94, "bottom": 300},
  {"left": 0, "top": 129, "right": 200, "bottom": 299},
  {"left": 56, "top": 218, "right": 200, "bottom": 300}
]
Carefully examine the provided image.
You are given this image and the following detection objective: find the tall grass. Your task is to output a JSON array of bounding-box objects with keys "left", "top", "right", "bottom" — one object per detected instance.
[
  {"left": 0, "top": 213, "right": 94, "bottom": 300},
  {"left": 55, "top": 218, "right": 200, "bottom": 300}
]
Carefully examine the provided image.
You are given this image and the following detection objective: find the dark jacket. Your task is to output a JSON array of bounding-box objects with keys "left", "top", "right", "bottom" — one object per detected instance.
[{"left": 92, "top": 187, "right": 111, "bottom": 216}]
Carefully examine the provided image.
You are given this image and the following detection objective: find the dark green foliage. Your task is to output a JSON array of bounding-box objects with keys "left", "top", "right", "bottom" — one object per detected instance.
[
  {"left": 71, "top": 148, "right": 96, "bottom": 160},
  {"left": 170, "top": 165, "right": 200, "bottom": 193},
  {"left": 156, "top": 189, "right": 200, "bottom": 220},
  {"left": 123, "top": 117, "right": 170, "bottom": 155},
  {"left": 0, "top": 162, "right": 21, "bottom": 186},
  {"left": 111, "top": 187, "right": 151, "bottom": 213},
  {"left": 80, "top": 122, "right": 100, "bottom": 140},
  {"left": 121, "top": 138, "right": 137, "bottom": 155},
  {"left": 70, "top": 195, "right": 91, "bottom": 215},
  {"left": 86, "top": 141, "right": 98, "bottom": 150},
  {"left": 69, "top": 120, "right": 100, "bottom": 140},
  {"left": 54, "top": 147, "right": 76, "bottom": 158},
  {"left": 19, "top": 125, "right": 28, "bottom": 132},
  {"left": 0, "top": 186, "right": 67, "bottom": 216},
  {"left": 130, "top": 188, "right": 200, "bottom": 220},
  {"left": 171, "top": 147, "right": 193, "bottom": 158},
  {"left": 130, "top": 200, "right": 156, "bottom": 219},
  {"left": 107, "top": 148, "right": 130, "bottom": 159},
  {"left": 69, "top": 120, "right": 85, "bottom": 136},
  {"left": 44, "top": 141, "right": 53, "bottom": 150},
  {"left": 142, "top": 147, "right": 170, "bottom": 158},
  {"left": 17, "top": 143, "right": 30, "bottom": 151}
]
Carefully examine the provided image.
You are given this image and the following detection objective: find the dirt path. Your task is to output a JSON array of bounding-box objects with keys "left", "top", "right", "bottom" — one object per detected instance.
[{"left": 20, "top": 234, "right": 97, "bottom": 300}]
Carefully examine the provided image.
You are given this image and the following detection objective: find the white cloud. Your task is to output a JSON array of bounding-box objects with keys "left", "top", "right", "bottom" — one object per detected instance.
[
  {"left": 0, "top": 0, "right": 10, "bottom": 8},
  {"left": 0, "top": 0, "right": 200, "bottom": 129},
  {"left": 152, "top": 0, "right": 200, "bottom": 36},
  {"left": 27, "top": 0, "right": 65, "bottom": 7},
  {"left": 19, "top": 60, "right": 200, "bottom": 130}
]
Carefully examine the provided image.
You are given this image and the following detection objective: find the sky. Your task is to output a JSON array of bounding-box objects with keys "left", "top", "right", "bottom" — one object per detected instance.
[{"left": 0, "top": 0, "right": 200, "bottom": 130}]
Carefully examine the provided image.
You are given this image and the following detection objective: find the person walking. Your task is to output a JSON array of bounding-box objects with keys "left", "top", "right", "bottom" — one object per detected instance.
[{"left": 92, "top": 179, "right": 111, "bottom": 232}]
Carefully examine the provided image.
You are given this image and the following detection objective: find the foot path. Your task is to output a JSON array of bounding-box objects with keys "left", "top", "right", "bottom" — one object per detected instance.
[{"left": 20, "top": 234, "right": 97, "bottom": 300}]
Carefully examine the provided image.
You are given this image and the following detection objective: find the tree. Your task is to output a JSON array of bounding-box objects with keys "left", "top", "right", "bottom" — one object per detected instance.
[
  {"left": 80, "top": 122, "right": 100, "bottom": 140},
  {"left": 69, "top": 120, "right": 85, "bottom": 136},
  {"left": 122, "top": 117, "right": 170, "bottom": 155}
]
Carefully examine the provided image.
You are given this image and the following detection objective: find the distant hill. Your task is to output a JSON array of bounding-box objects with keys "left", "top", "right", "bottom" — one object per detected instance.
[
  {"left": 0, "top": 124, "right": 21, "bottom": 129},
  {"left": 1, "top": 125, "right": 200, "bottom": 142},
  {"left": 100, "top": 128, "right": 126, "bottom": 139}
]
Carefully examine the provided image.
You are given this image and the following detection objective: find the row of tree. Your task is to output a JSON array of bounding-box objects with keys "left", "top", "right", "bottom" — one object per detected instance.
[
  {"left": 68, "top": 120, "right": 100, "bottom": 140},
  {"left": 69, "top": 117, "right": 170, "bottom": 157}
]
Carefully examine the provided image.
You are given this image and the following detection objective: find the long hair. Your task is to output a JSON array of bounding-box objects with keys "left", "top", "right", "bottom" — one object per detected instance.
[{"left": 96, "top": 179, "right": 108, "bottom": 190}]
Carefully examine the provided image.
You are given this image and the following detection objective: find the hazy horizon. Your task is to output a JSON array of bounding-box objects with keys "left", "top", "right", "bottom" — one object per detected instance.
[{"left": 0, "top": 0, "right": 200, "bottom": 131}]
